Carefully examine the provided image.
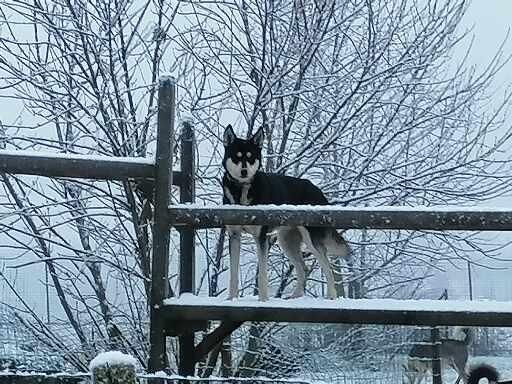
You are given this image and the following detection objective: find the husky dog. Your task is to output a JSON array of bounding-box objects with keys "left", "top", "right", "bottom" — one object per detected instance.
[
  {"left": 468, "top": 364, "right": 511, "bottom": 384},
  {"left": 404, "top": 328, "right": 473, "bottom": 384},
  {"left": 222, "top": 124, "right": 351, "bottom": 301}
]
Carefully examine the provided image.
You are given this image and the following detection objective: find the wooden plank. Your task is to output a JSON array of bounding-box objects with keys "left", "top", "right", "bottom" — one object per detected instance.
[
  {"left": 0, "top": 150, "right": 182, "bottom": 184},
  {"left": 160, "top": 297, "right": 512, "bottom": 327},
  {"left": 194, "top": 321, "right": 244, "bottom": 361},
  {"left": 168, "top": 205, "right": 512, "bottom": 230},
  {"left": 148, "top": 76, "right": 175, "bottom": 373}
]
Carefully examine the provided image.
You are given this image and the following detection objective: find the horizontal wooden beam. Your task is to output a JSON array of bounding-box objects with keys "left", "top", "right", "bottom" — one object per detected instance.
[
  {"left": 162, "top": 295, "right": 512, "bottom": 327},
  {"left": 0, "top": 150, "right": 182, "bottom": 184},
  {"left": 194, "top": 320, "right": 243, "bottom": 361},
  {"left": 168, "top": 204, "right": 512, "bottom": 230}
]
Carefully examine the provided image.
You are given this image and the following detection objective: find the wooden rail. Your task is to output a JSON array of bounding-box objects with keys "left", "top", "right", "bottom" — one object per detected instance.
[
  {"left": 0, "top": 150, "right": 183, "bottom": 185},
  {"left": 162, "top": 296, "right": 512, "bottom": 327},
  {"left": 168, "top": 205, "right": 512, "bottom": 230}
]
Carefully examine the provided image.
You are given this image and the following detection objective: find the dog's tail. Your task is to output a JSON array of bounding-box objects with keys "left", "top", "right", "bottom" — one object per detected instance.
[
  {"left": 468, "top": 364, "right": 499, "bottom": 384},
  {"left": 326, "top": 228, "right": 351, "bottom": 259}
]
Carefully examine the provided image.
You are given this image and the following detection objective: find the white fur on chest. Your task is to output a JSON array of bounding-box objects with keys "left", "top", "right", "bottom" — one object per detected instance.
[
  {"left": 223, "top": 185, "right": 252, "bottom": 205},
  {"left": 224, "top": 184, "right": 259, "bottom": 237}
]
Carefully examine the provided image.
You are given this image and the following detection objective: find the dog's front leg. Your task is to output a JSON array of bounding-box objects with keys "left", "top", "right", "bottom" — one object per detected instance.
[
  {"left": 227, "top": 226, "right": 241, "bottom": 300},
  {"left": 254, "top": 229, "right": 270, "bottom": 301}
]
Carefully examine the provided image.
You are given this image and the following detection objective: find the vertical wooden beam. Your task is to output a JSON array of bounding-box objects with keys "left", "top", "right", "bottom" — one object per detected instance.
[
  {"left": 148, "top": 76, "right": 175, "bottom": 373},
  {"left": 178, "top": 119, "right": 197, "bottom": 377},
  {"left": 179, "top": 119, "right": 195, "bottom": 293},
  {"left": 431, "top": 326, "right": 443, "bottom": 384}
]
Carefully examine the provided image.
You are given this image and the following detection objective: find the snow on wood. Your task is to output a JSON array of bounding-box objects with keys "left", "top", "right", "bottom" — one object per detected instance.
[
  {"left": 159, "top": 73, "right": 176, "bottom": 84},
  {"left": 161, "top": 294, "right": 512, "bottom": 327},
  {"left": 168, "top": 203, "right": 512, "bottom": 230},
  {"left": 140, "top": 372, "right": 325, "bottom": 383},
  {"left": 0, "top": 150, "right": 156, "bottom": 180},
  {"left": 180, "top": 112, "right": 194, "bottom": 124},
  {"left": 0, "top": 149, "right": 155, "bottom": 164},
  {"left": 89, "top": 351, "right": 137, "bottom": 370}
]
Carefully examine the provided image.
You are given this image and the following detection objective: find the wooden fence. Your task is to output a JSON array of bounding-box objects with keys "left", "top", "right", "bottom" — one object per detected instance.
[{"left": 1, "top": 77, "right": 512, "bottom": 384}]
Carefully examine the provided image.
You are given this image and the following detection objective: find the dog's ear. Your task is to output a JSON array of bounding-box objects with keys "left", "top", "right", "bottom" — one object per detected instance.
[
  {"left": 223, "top": 124, "right": 236, "bottom": 147},
  {"left": 251, "top": 126, "right": 264, "bottom": 148}
]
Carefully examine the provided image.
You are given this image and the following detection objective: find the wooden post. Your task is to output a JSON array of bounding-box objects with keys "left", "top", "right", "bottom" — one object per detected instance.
[
  {"left": 90, "top": 352, "right": 137, "bottom": 384},
  {"left": 178, "top": 118, "right": 197, "bottom": 377},
  {"left": 431, "top": 327, "right": 443, "bottom": 384},
  {"left": 148, "top": 76, "right": 175, "bottom": 373}
]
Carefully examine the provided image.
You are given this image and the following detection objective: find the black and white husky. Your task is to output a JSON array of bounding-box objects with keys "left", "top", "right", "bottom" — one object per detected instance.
[{"left": 222, "top": 124, "right": 351, "bottom": 301}]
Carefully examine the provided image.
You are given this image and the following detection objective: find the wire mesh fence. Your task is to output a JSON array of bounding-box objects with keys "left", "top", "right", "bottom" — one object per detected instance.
[{"left": 2, "top": 297, "right": 512, "bottom": 383}]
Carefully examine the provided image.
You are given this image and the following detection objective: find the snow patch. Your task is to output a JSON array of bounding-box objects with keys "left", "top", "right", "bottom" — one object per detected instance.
[
  {"left": 89, "top": 351, "right": 137, "bottom": 371},
  {"left": 170, "top": 203, "right": 512, "bottom": 213},
  {"left": 159, "top": 73, "right": 176, "bottom": 84},
  {"left": 0, "top": 150, "right": 154, "bottom": 164},
  {"left": 164, "top": 294, "right": 512, "bottom": 313},
  {"left": 180, "top": 112, "right": 194, "bottom": 124},
  {"left": 140, "top": 372, "right": 327, "bottom": 383}
]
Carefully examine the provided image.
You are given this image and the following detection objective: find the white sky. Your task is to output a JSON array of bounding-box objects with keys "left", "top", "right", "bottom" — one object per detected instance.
[{"left": 432, "top": 1, "right": 512, "bottom": 301}]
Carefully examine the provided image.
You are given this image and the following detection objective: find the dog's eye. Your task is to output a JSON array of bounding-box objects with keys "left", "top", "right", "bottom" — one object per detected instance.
[
  {"left": 236, "top": 152, "right": 242, "bottom": 158},
  {"left": 246, "top": 152, "right": 252, "bottom": 158}
]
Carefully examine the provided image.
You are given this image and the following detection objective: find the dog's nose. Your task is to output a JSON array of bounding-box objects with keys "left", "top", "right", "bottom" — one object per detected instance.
[{"left": 241, "top": 169, "right": 248, "bottom": 178}]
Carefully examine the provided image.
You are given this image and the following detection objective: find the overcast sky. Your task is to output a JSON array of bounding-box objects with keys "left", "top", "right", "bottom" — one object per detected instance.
[
  {"left": 431, "top": 1, "right": 512, "bottom": 301},
  {"left": 461, "top": 1, "right": 512, "bottom": 97}
]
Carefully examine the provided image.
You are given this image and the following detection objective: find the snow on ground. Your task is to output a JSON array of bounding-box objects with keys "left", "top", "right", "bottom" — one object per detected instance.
[{"left": 141, "top": 372, "right": 328, "bottom": 383}]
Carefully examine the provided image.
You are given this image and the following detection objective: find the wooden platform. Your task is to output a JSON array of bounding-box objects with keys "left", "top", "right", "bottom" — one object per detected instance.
[{"left": 162, "top": 294, "right": 512, "bottom": 327}]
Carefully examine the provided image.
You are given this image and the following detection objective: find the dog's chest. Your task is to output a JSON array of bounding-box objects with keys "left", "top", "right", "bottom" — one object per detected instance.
[
  {"left": 223, "top": 184, "right": 253, "bottom": 205},
  {"left": 224, "top": 182, "right": 260, "bottom": 236}
]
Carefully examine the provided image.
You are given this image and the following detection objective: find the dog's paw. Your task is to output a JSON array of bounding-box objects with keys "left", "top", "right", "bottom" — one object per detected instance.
[
  {"left": 227, "top": 291, "right": 239, "bottom": 300},
  {"left": 326, "top": 292, "right": 338, "bottom": 300},
  {"left": 258, "top": 294, "right": 269, "bottom": 302}
]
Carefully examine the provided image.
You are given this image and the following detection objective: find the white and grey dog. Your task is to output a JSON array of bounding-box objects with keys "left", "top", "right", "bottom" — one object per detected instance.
[
  {"left": 222, "top": 124, "right": 352, "bottom": 301},
  {"left": 404, "top": 328, "right": 473, "bottom": 384}
]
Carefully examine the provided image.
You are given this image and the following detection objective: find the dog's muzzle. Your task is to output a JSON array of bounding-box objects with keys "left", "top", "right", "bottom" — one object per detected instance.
[{"left": 240, "top": 169, "right": 248, "bottom": 178}]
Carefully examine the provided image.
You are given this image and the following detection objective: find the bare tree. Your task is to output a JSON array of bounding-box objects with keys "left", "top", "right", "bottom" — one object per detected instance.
[
  {"left": 0, "top": 0, "right": 187, "bottom": 370},
  {"left": 0, "top": 0, "right": 512, "bottom": 378}
]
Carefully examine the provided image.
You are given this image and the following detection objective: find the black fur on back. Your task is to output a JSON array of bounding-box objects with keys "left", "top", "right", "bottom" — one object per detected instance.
[
  {"left": 468, "top": 364, "right": 499, "bottom": 384},
  {"left": 223, "top": 171, "right": 329, "bottom": 206}
]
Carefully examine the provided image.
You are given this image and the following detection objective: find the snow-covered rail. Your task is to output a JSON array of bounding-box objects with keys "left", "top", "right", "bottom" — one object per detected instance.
[
  {"left": 169, "top": 204, "right": 512, "bottom": 230},
  {"left": 163, "top": 294, "right": 512, "bottom": 327},
  {"left": 0, "top": 149, "right": 183, "bottom": 184}
]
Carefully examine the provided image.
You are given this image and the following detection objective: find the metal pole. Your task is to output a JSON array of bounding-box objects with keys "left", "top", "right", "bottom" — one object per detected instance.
[
  {"left": 148, "top": 76, "right": 175, "bottom": 373},
  {"left": 431, "top": 327, "right": 443, "bottom": 384},
  {"left": 467, "top": 261, "right": 473, "bottom": 300},
  {"left": 178, "top": 119, "right": 196, "bottom": 377}
]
